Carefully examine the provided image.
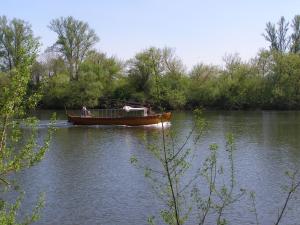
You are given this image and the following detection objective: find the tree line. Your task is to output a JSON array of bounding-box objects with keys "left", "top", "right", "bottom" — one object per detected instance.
[{"left": 1, "top": 15, "right": 300, "bottom": 110}]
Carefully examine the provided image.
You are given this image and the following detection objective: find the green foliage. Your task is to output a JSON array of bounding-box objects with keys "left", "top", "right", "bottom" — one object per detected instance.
[
  {"left": 41, "top": 72, "right": 70, "bottom": 108},
  {"left": 42, "top": 70, "right": 103, "bottom": 108},
  {"left": 191, "top": 133, "right": 247, "bottom": 225},
  {"left": 263, "top": 16, "right": 290, "bottom": 52},
  {"left": 4, "top": 13, "right": 299, "bottom": 110},
  {"left": 127, "top": 47, "right": 159, "bottom": 94},
  {"left": 126, "top": 47, "right": 186, "bottom": 108},
  {"left": 41, "top": 50, "right": 123, "bottom": 108},
  {"left": 290, "top": 15, "right": 300, "bottom": 53},
  {"left": 112, "top": 77, "right": 135, "bottom": 101},
  {"left": 0, "top": 16, "right": 40, "bottom": 71},
  {"left": 186, "top": 57, "right": 266, "bottom": 109},
  {"left": 80, "top": 50, "right": 123, "bottom": 99},
  {"left": 49, "top": 16, "right": 99, "bottom": 80},
  {"left": 0, "top": 24, "right": 55, "bottom": 224},
  {"left": 0, "top": 193, "right": 45, "bottom": 225},
  {"left": 217, "top": 62, "right": 264, "bottom": 109},
  {"left": 187, "top": 64, "right": 221, "bottom": 108},
  {"left": 38, "top": 43, "right": 300, "bottom": 110},
  {"left": 267, "top": 52, "right": 300, "bottom": 109},
  {"left": 161, "top": 73, "right": 188, "bottom": 109},
  {"left": 66, "top": 71, "right": 103, "bottom": 108}
]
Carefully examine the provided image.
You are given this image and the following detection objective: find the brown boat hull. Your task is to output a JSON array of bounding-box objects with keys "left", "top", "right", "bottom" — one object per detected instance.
[{"left": 67, "top": 112, "right": 171, "bottom": 126}]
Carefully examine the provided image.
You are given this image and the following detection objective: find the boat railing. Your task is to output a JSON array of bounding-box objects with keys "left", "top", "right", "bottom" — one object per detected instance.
[{"left": 69, "top": 108, "right": 146, "bottom": 118}]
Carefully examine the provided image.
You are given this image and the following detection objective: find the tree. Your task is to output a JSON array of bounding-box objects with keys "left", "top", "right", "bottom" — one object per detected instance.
[
  {"left": 187, "top": 64, "right": 221, "bottom": 108},
  {"left": 263, "top": 17, "right": 290, "bottom": 52},
  {"left": 49, "top": 16, "right": 99, "bottom": 80},
  {"left": 127, "top": 47, "right": 186, "bottom": 107},
  {"left": 65, "top": 71, "right": 103, "bottom": 108},
  {"left": 0, "top": 33, "right": 54, "bottom": 223},
  {"left": 290, "top": 15, "right": 300, "bottom": 54},
  {"left": 263, "top": 22, "right": 278, "bottom": 51},
  {"left": 39, "top": 51, "right": 68, "bottom": 78},
  {"left": 0, "top": 16, "right": 40, "bottom": 71},
  {"left": 80, "top": 50, "right": 123, "bottom": 99},
  {"left": 127, "top": 47, "right": 162, "bottom": 95},
  {"left": 189, "top": 63, "right": 220, "bottom": 80},
  {"left": 277, "top": 17, "right": 290, "bottom": 52},
  {"left": 41, "top": 71, "right": 70, "bottom": 108},
  {"left": 268, "top": 52, "right": 300, "bottom": 109}
]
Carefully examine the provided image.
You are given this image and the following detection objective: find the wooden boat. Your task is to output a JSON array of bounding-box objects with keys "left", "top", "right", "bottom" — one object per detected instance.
[{"left": 67, "top": 110, "right": 171, "bottom": 126}]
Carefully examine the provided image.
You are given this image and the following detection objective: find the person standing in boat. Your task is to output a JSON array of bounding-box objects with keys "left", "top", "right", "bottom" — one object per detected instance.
[
  {"left": 81, "top": 106, "right": 87, "bottom": 117},
  {"left": 81, "top": 106, "right": 91, "bottom": 117}
]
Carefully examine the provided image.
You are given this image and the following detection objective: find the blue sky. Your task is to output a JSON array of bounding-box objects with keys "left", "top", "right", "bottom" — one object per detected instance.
[{"left": 1, "top": 0, "right": 300, "bottom": 69}]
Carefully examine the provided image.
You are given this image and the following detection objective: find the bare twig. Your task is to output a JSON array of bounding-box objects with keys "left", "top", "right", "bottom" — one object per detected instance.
[
  {"left": 0, "top": 176, "right": 10, "bottom": 186},
  {"left": 161, "top": 118, "right": 181, "bottom": 225},
  {"left": 274, "top": 171, "right": 300, "bottom": 225},
  {"left": 169, "top": 126, "right": 196, "bottom": 162},
  {"left": 250, "top": 192, "right": 260, "bottom": 225}
]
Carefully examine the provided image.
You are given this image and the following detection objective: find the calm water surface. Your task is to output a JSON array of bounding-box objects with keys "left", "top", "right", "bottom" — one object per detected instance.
[{"left": 14, "top": 111, "right": 300, "bottom": 225}]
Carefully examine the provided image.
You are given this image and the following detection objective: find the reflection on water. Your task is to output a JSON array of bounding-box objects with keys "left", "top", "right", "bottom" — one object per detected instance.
[{"left": 12, "top": 110, "right": 300, "bottom": 225}]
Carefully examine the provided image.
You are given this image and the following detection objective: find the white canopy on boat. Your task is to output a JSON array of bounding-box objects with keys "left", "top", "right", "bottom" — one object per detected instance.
[{"left": 123, "top": 105, "right": 147, "bottom": 116}]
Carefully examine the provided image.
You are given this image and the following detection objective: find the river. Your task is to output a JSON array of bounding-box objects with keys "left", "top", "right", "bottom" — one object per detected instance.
[{"left": 12, "top": 110, "right": 300, "bottom": 225}]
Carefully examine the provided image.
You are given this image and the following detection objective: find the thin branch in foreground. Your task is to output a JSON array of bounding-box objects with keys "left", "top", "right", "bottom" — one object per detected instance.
[{"left": 274, "top": 171, "right": 300, "bottom": 225}]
